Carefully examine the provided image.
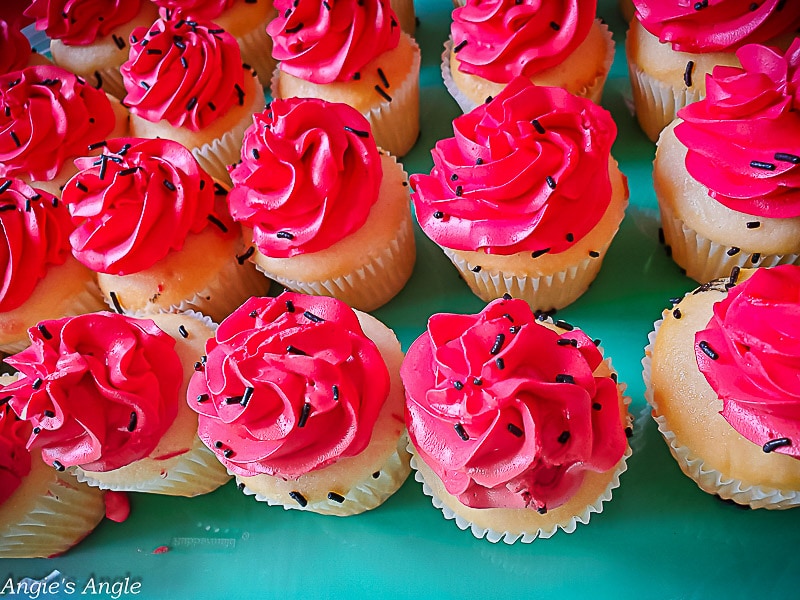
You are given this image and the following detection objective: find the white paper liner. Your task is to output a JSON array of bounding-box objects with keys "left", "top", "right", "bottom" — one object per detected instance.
[
  {"left": 642, "top": 316, "right": 800, "bottom": 509},
  {"left": 235, "top": 14, "right": 277, "bottom": 89},
  {"left": 235, "top": 431, "right": 412, "bottom": 516},
  {"left": 659, "top": 200, "right": 800, "bottom": 284}
]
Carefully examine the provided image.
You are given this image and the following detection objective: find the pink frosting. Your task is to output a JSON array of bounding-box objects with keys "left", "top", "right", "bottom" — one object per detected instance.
[
  {"left": 121, "top": 14, "right": 248, "bottom": 132},
  {"left": 4, "top": 312, "right": 182, "bottom": 472},
  {"left": 402, "top": 297, "right": 626, "bottom": 512},
  {"left": 0, "top": 178, "right": 72, "bottom": 311},
  {"left": 61, "top": 137, "right": 229, "bottom": 275},
  {"left": 451, "top": 0, "right": 595, "bottom": 83},
  {"left": 633, "top": 0, "right": 800, "bottom": 54},
  {"left": 228, "top": 97, "right": 381, "bottom": 257},
  {"left": 696, "top": 265, "right": 800, "bottom": 460},
  {"left": 0, "top": 65, "right": 119, "bottom": 181},
  {"left": 188, "top": 293, "right": 390, "bottom": 479},
  {"left": 25, "top": 0, "right": 145, "bottom": 45},
  {"left": 0, "top": 19, "right": 34, "bottom": 74},
  {"left": 151, "top": 0, "right": 237, "bottom": 21},
  {"left": 675, "top": 41, "right": 800, "bottom": 219},
  {"left": 0, "top": 404, "right": 32, "bottom": 506},
  {"left": 267, "top": 0, "right": 400, "bottom": 84},
  {"left": 410, "top": 77, "right": 618, "bottom": 256}
]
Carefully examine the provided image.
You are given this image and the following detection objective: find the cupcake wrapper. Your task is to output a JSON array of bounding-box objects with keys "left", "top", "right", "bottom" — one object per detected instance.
[
  {"left": 235, "top": 14, "right": 277, "bottom": 89},
  {"left": 236, "top": 431, "right": 412, "bottom": 516},
  {"left": 642, "top": 319, "right": 800, "bottom": 509},
  {"left": 440, "top": 39, "right": 475, "bottom": 114},
  {"left": 659, "top": 201, "right": 800, "bottom": 283}
]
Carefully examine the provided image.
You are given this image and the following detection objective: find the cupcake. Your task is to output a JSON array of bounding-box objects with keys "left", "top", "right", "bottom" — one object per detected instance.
[
  {"left": 24, "top": 0, "right": 159, "bottom": 99},
  {"left": 121, "top": 12, "right": 265, "bottom": 183},
  {"left": 643, "top": 265, "right": 800, "bottom": 509},
  {"left": 410, "top": 77, "right": 628, "bottom": 312},
  {"left": 61, "top": 137, "right": 269, "bottom": 322},
  {"left": 0, "top": 399, "right": 107, "bottom": 558},
  {"left": 443, "top": 0, "right": 614, "bottom": 113},
  {"left": 402, "top": 296, "right": 631, "bottom": 543},
  {"left": 188, "top": 292, "right": 411, "bottom": 517},
  {"left": 0, "top": 178, "right": 105, "bottom": 354},
  {"left": 0, "top": 64, "right": 129, "bottom": 198},
  {"left": 626, "top": 0, "right": 800, "bottom": 142},
  {"left": 268, "top": 0, "right": 421, "bottom": 157},
  {"left": 655, "top": 40, "right": 800, "bottom": 284},
  {"left": 228, "top": 97, "right": 415, "bottom": 312},
  {"left": 3, "top": 310, "right": 231, "bottom": 496},
  {"left": 0, "top": 18, "right": 50, "bottom": 74}
]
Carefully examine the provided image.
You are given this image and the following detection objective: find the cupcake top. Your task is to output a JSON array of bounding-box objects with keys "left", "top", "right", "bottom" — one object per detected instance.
[
  {"left": 0, "top": 19, "right": 35, "bottom": 74},
  {"left": 121, "top": 14, "right": 249, "bottom": 132},
  {"left": 188, "top": 293, "right": 390, "bottom": 479},
  {"left": 267, "top": 0, "right": 400, "bottom": 84},
  {"left": 401, "top": 297, "right": 627, "bottom": 512},
  {"left": 696, "top": 265, "right": 800, "bottom": 460},
  {"left": 410, "top": 76, "right": 617, "bottom": 256},
  {"left": 451, "top": 0, "right": 595, "bottom": 83},
  {"left": 61, "top": 137, "right": 229, "bottom": 276},
  {"left": 4, "top": 312, "right": 183, "bottom": 472},
  {"left": 674, "top": 40, "right": 800, "bottom": 219},
  {"left": 0, "top": 178, "right": 73, "bottom": 311},
  {"left": 25, "top": 0, "right": 146, "bottom": 45},
  {"left": 632, "top": 0, "right": 800, "bottom": 53},
  {"left": 150, "top": 0, "right": 237, "bottom": 21},
  {"left": 228, "top": 97, "right": 381, "bottom": 258},
  {"left": 0, "top": 65, "right": 119, "bottom": 181},
  {"left": 0, "top": 403, "right": 32, "bottom": 506}
]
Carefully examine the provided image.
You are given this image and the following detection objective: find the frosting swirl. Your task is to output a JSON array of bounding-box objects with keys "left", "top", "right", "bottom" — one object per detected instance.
[
  {"left": 25, "top": 0, "right": 145, "bottom": 46},
  {"left": 0, "top": 19, "right": 34, "bottom": 74},
  {"left": 62, "top": 137, "right": 224, "bottom": 275},
  {"left": 267, "top": 0, "right": 400, "bottom": 84},
  {"left": 121, "top": 15, "right": 248, "bottom": 131},
  {"left": 633, "top": 0, "right": 800, "bottom": 53},
  {"left": 228, "top": 97, "right": 381, "bottom": 257},
  {"left": 0, "top": 65, "right": 118, "bottom": 181},
  {"left": 410, "top": 77, "right": 617, "bottom": 255},
  {"left": 188, "top": 293, "right": 390, "bottom": 479},
  {"left": 0, "top": 178, "right": 73, "bottom": 311},
  {"left": 675, "top": 40, "right": 800, "bottom": 219},
  {"left": 451, "top": 0, "right": 595, "bottom": 83},
  {"left": 0, "top": 404, "right": 32, "bottom": 506},
  {"left": 401, "top": 297, "right": 626, "bottom": 511},
  {"left": 151, "top": 0, "right": 237, "bottom": 21},
  {"left": 4, "top": 312, "right": 182, "bottom": 472},
  {"left": 696, "top": 265, "right": 800, "bottom": 460}
]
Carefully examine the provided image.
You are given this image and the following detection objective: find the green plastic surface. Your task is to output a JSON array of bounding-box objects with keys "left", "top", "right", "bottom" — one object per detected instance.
[{"left": 3, "top": 1, "right": 800, "bottom": 598}]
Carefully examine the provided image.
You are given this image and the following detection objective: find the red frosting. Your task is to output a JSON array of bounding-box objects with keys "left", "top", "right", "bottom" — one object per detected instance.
[
  {"left": 25, "top": 0, "right": 145, "bottom": 46},
  {"left": 675, "top": 40, "right": 800, "bottom": 219},
  {"left": 410, "top": 77, "right": 617, "bottom": 256},
  {"left": 696, "top": 266, "right": 800, "bottom": 460},
  {"left": 633, "top": 0, "right": 800, "bottom": 54},
  {"left": 4, "top": 312, "right": 182, "bottom": 472},
  {"left": 121, "top": 14, "right": 248, "bottom": 132},
  {"left": 402, "top": 297, "right": 626, "bottom": 512},
  {"left": 151, "top": 0, "right": 237, "bottom": 21},
  {"left": 228, "top": 97, "right": 381, "bottom": 257},
  {"left": 451, "top": 0, "right": 595, "bottom": 83},
  {"left": 0, "top": 19, "right": 34, "bottom": 74},
  {"left": 188, "top": 293, "right": 390, "bottom": 479},
  {"left": 267, "top": 0, "right": 400, "bottom": 84},
  {"left": 61, "top": 137, "right": 227, "bottom": 275},
  {"left": 0, "top": 404, "right": 32, "bottom": 506},
  {"left": 0, "top": 178, "right": 72, "bottom": 311},
  {"left": 0, "top": 65, "right": 118, "bottom": 181}
]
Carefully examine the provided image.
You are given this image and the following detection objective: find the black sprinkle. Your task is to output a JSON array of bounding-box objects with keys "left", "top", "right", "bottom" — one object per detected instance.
[
  {"left": 589, "top": 250, "right": 601, "bottom": 258},
  {"left": 240, "top": 387, "right": 254, "bottom": 407},
  {"left": 455, "top": 185, "right": 463, "bottom": 196},
  {"left": 235, "top": 83, "right": 245, "bottom": 105},
  {"left": 433, "top": 211, "right": 444, "bottom": 219},
  {"left": 285, "top": 22, "right": 304, "bottom": 34},
  {"left": 473, "top": 378, "right": 482, "bottom": 386},
  {"left": 10, "top": 131, "right": 20, "bottom": 147},
  {"left": 163, "top": 179, "right": 176, "bottom": 192},
  {"left": 531, "top": 248, "right": 550, "bottom": 258},
  {"left": 43, "top": 409, "right": 54, "bottom": 417},
  {"left": 751, "top": 253, "right": 761, "bottom": 264},
  {"left": 673, "top": 308, "right": 682, "bottom": 319},
  {"left": 327, "top": 492, "right": 345, "bottom": 503},
  {"left": 118, "top": 166, "right": 139, "bottom": 176},
  {"left": 75, "top": 181, "right": 89, "bottom": 193},
  {"left": 127, "top": 411, "right": 137, "bottom": 432},
  {"left": 592, "top": 402, "right": 602, "bottom": 410},
  {"left": 377, "top": 68, "right": 389, "bottom": 89},
  {"left": 332, "top": 385, "right": 339, "bottom": 401},
  {"left": 566, "top": 232, "right": 574, "bottom": 242},
  {"left": 509, "top": 325, "right": 520, "bottom": 333},
  {"left": 727, "top": 247, "right": 741, "bottom": 256},
  {"left": 277, "top": 231, "right": 294, "bottom": 240},
  {"left": 555, "top": 374, "right": 575, "bottom": 384},
  {"left": 37, "top": 324, "right": 52, "bottom": 339},
  {"left": 374, "top": 85, "right": 392, "bottom": 102},
  {"left": 236, "top": 246, "right": 255, "bottom": 265},
  {"left": 453, "top": 380, "right": 464, "bottom": 390},
  {"left": 453, "top": 40, "right": 468, "bottom": 53},
  {"left": 746, "top": 221, "right": 761, "bottom": 229},
  {"left": 550, "top": 21, "right": 560, "bottom": 30},
  {"left": 762, "top": 437, "right": 792, "bottom": 453},
  {"left": 537, "top": 505, "right": 548, "bottom": 515},
  {"left": 289, "top": 491, "right": 308, "bottom": 507},
  {"left": 698, "top": 340, "right": 719, "bottom": 360},
  {"left": 194, "top": 361, "right": 204, "bottom": 371},
  {"left": 224, "top": 395, "right": 243, "bottom": 405},
  {"left": 177, "top": 324, "right": 189, "bottom": 339},
  {"left": 249, "top": 310, "right": 258, "bottom": 318},
  {"left": 284, "top": 300, "right": 295, "bottom": 313},
  {"left": 286, "top": 345, "right": 307, "bottom": 355},
  {"left": 0, "top": 180, "right": 10, "bottom": 194},
  {"left": 146, "top": 48, "right": 163, "bottom": 55},
  {"left": 454, "top": 423, "right": 469, "bottom": 441},
  {"left": 490, "top": 333, "right": 505, "bottom": 355},
  {"left": 774, "top": 152, "right": 800, "bottom": 164},
  {"left": 343, "top": 125, "right": 369, "bottom": 138},
  {"left": 684, "top": 60, "right": 694, "bottom": 87},
  {"left": 214, "top": 182, "right": 227, "bottom": 196},
  {"left": 545, "top": 175, "right": 556, "bottom": 190},
  {"left": 53, "top": 460, "right": 65, "bottom": 471},
  {"left": 223, "top": 449, "right": 234, "bottom": 458},
  {"left": 495, "top": 357, "right": 505, "bottom": 370},
  {"left": 109, "top": 291, "right": 124, "bottom": 314},
  {"left": 372, "top": 471, "right": 380, "bottom": 479},
  {"left": 728, "top": 266, "right": 741, "bottom": 288},
  {"left": 353, "top": 72, "right": 361, "bottom": 81},
  {"left": 557, "top": 338, "right": 578, "bottom": 347},
  {"left": 750, "top": 160, "right": 776, "bottom": 171},
  {"left": 87, "top": 140, "right": 107, "bottom": 151},
  {"left": 207, "top": 214, "right": 229, "bottom": 233},
  {"left": 554, "top": 319, "right": 574, "bottom": 331},
  {"left": 196, "top": 393, "right": 209, "bottom": 402},
  {"left": 186, "top": 97, "right": 197, "bottom": 111},
  {"left": 625, "top": 426, "right": 634, "bottom": 438},
  {"left": 112, "top": 34, "right": 125, "bottom": 49},
  {"left": 298, "top": 402, "right": 311, "bottom": 428},
  {"left": 557, "top": 431, "right": 570, "bottom": 444},
  {"left": 303, "top": 310, "right": 323, "bottom": 323},
  {"left": 532, "top": 119, "right": 545, "bottom": 134},
  {"left": 471, "top": 265, "right": 482, "bottom": 272}
]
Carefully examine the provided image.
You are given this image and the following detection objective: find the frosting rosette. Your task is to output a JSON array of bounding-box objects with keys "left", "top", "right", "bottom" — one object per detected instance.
[
  {"left": 3, "top": 312, "right": 182, "bottom": 472},
  {"left": 402, "top": 297, "right": 626, "bottom": 512},
  {"left": 0, "top": 20, "right": 34, "bottom": 74},
  {"left": 633, "top": 0, "right": 800, "bottom": 53},
  {"left": 0, "top": 178, "right": 73, "bottom": 311},
  {"left": 267, "top": 0, "right": 400, "bottom": 84},
  {"left": 228, "top": 97, "right": 381, "bottom": 257},
  {"left": 25, "top": 0, "right": 145, "bottom": 45},
  {"left": 0, "top": 65, "right": 118, "bottom": 181},
  {"left": 696, "top": 265, "right": 800, "bottom": 460},
  {"left": 410, "top": 77, "right": 616, "bottom": 255},
  {"left": 451, "top": 0, "right": 595, "bottom": 83},
  {"left": 188, "top": 293, "right": 390, "bottom": 479},
  {"left": 0, "top": 404, "right": 32, "bottom": 506},
  {"left": 121, "top": 14, "right": 247, "bottom": 131},
  {"left": 151, "top": 0, "right": 236, "bottom": 21},
  {"left": 674, "top": 40, "right": 800, "bottom": 219},
  {"left": 61, "top": 137, "right": 223, "bottom": 275}
]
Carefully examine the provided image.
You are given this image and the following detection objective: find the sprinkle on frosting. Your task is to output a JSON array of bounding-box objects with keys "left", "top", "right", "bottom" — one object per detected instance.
[
  {"left": 0, "top": 403, "right": 32, "bottom": 506},
  {"left": 25, "top": 0, "right": 146, "bottom": 46}
]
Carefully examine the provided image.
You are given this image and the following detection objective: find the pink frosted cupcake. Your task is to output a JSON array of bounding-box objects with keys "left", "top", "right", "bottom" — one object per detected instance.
[
  {"left": 24, "top": 0, "right": 158, "bottom": 99},
  {"left": 0, "top": 18, "right": 50, "bottom": 74}
]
